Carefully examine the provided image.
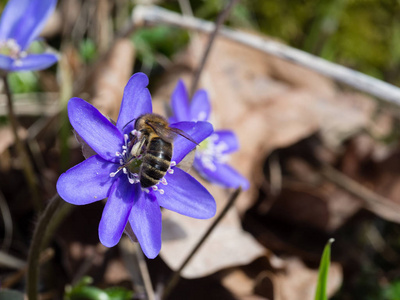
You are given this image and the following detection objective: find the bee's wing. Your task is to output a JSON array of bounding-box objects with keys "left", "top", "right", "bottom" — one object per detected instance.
[
  {"left": 169, "top": 128, "right": 199, "bottom": 145},
  {"left": 148, "top": 121, "right": 199, "bottom": 145}
]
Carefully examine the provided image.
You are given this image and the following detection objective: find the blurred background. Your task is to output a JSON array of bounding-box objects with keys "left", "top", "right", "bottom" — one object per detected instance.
[{"left": 1, "top": 0, "right": 400, "bottom": 299}]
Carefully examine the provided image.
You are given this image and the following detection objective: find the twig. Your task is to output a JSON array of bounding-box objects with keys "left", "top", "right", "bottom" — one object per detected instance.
[
  {"left": 190, "top": 0, "right": 239, "bottom": 97},
  {"left": 162, "top": 187, "right": 242, "bottom": 299},
  {"left": 2, "top": 75, "right": 42, "bottom": 211},
  {"left": 321, "top": 164, "right": 400, "bottom": 223},
  {"left": 136, "top": 244, "right": 155, "bottom": 300},
  {"left": 132, "top": 5, "right": 400, "bottom": 106},
  {"left": 0, "top": 189, "right": 12, "bottom": 251},
  {"left": 119, "top": 238, "right": 155, "bottom": 300},
  {"left": 26, "top": 193, "right": 63, "bottom": 300}
]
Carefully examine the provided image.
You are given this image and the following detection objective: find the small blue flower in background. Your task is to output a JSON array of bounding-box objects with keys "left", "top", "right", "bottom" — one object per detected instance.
[
  {"left": 0, "top": 0, "right": 58, "bottom": 72},
  {"left": 170, "top": 80, "right": 250, "bottom": 190},
  {"left": 56, "top": 73, "right": 216, "bottom": 259}
]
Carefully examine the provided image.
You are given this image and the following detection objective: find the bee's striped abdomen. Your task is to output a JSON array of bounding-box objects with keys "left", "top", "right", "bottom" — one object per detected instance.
[{"left": 140, "top": 137, "right": 172, "bottom": 188}]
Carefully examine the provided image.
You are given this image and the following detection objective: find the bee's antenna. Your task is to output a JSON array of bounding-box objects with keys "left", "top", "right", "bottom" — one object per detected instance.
[{"left": 122, "top": 118, "right": 137, "bottom": 130}]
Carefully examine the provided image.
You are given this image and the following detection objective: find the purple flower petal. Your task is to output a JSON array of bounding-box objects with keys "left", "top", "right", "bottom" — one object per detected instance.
[
  {"left": 128, "top": 188, "right": 162, "bottom": 259},
  {"left": 116, "top": 73, "right": 152, "bottom": 134},
  {"left": 99, "top": 177, "right": 134, "bottom": 247},
  {"left": 8, "top": 53, "right": 58, "bottom": 72},
  {"left": 170, "top": 121, "right": 213, "bottom": 164},
  {"left": 171, "top": 79, "right": 190, "bottom": 122},
  {"left": 0, "top": 0, "right": 31, "bottom": 41},
  {"left": 68, "top": 97, "right": 124, "bottom": 162},
  {"left": 0, "top": 54, "right": 13, "bottom": 70},
  {"left": 158, "top": 168, "right": 216, "bottom": 219},
  {"left": 213, "top": 130, "right": 239, "bottom": 154},
  {"left": 7, "top": 0, "right": 57, "bottom": 50},
  {"left": 56, "top": 155, "right": 117, "bottom": 205},
  {"left": 190, "top": 89, "right": 211, "bottom": 121},
  {"left": 195, "top": 158, "right": 250, "bottom": 190}
]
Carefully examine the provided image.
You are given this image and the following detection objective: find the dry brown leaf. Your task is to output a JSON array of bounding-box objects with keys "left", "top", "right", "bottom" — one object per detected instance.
[
  {"left": 103, "top": 258, "right": 131, "bottom": 284},
  {"left": 160, "top": 182, "right": 265, "bottom": 278},
  {"left": 91, "top": 38, "right": 135, "bottom": 120},
  {"left": 221, "top": 270, "right": 256, "bottom": 297},
  {"left": 0, "top": 126, "right": 27, "bottom": 155},
  {"left": 254, "top": 258, "right": 342, "bottom": 300}
]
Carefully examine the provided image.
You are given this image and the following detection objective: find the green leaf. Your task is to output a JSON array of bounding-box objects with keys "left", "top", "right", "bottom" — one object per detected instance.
[
  {"left": 66, "top": 286, "right": 110, "bottom": 300},
  {"left": 314, "top": 238, "right": 335, "bottom": 300},
  {"left": 104, "top": 287, "right": 134, "bottom": 300}
]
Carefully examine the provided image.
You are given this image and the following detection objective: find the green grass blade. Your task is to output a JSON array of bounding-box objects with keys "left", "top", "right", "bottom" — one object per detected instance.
[{"left": 314, "top": 238, "right": 335, "bottom": 300}]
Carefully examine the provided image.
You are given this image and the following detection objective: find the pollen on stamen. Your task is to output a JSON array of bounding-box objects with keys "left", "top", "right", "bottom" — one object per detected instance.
[
  {"left": 152, "top": 185, "right": 158, "bottom": 191},
  {"left": 168, "top": 169, "right": 174, "bottom": 174},
  {"left": 159, "top": 189, "right": 165, "bottom": 194},
  {"left": 160, "top": 178, "right": 168, "bottom": 185},
  {"left": 142, "top": 188, "right": 150, "bottom": 193},
  {"left": 170, "top": 161, "right": 177, "bottom": 167}
]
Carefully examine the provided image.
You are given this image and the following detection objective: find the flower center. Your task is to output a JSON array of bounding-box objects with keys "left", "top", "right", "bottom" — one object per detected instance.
[
  {"left": 196, "top": 134, "right": 229, "bottom": 172},
  {"left": 109, "top": 130, "right": 175, "bottom": 194},
  {"left": 0, "top": 39, "right": 26, "bottom": 63}
]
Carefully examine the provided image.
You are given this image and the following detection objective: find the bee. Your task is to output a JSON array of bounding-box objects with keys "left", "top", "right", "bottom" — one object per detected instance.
[{"left": 131, "top": 114, "right": 198, "bottom": 188}]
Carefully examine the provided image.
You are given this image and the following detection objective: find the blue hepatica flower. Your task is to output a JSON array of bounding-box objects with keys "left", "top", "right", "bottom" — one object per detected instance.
[
  {"left": 170, "top": 80, "right": 249, "bottom": 190},
  {"left": 56, "top": 73, "right": 216, "bottom": 259},
  {"left": 0, "top": 0, "right": 58, "bottom": 72}
]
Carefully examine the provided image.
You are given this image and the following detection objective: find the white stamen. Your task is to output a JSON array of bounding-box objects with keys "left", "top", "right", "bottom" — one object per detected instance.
[{"left": 197, "top": 134, "right": 230, "bottom": 172}]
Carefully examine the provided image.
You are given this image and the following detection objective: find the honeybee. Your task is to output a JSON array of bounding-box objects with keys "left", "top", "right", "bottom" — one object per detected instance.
[{"left": 132, "top": 114, "right": 198, "bottom": 188}]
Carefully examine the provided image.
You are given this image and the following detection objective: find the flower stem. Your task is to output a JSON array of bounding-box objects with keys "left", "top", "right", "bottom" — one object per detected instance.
[
  {"left": 189, "top": 0, "right": 239, "bottom": 97},
  {"left": 162, "top": 187, "right": 242, "bottom": 299},
  {"left": 26, "top": 193, "right": 63, "bottom": 300},
  {"left": 2, "top": 75, "right": 42, "bottom": 211}
]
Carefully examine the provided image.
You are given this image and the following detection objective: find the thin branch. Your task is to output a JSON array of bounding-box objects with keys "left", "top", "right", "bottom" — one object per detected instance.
[
  {"left": 119, "top": 238, "right": 155, "bottom": 300},
  {"left": 2, "top": 75, "right": 42, "bottom": 211},
  {"left": 321, "top": 164, "right": 400, "bottom": 223},
  {"left": 162, "top": 187, "right": 242, "bottom": 300},
  {"left": 0, "top": 189, "right": 12, "bottom": 251},
  {"left": 132, "top": 5, "right": 400, "bottom": 106},
  {"left": 190, "top": 0, "right": 239, "bottom": 97},
  {"left": 26, "top": 193, "right": 63, "bottom": 300}
]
